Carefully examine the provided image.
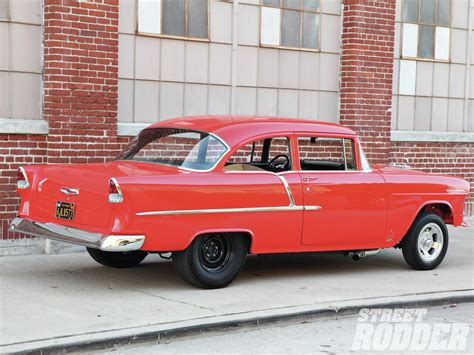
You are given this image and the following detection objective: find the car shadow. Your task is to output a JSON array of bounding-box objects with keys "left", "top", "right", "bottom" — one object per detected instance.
[{"left": 46, "top": 249, "right": 408, "bottom": 291}]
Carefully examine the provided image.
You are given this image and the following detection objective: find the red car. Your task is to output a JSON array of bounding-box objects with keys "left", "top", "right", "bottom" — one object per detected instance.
[{"left": 10, "top": 116, "right": 470, "bottom": 288}]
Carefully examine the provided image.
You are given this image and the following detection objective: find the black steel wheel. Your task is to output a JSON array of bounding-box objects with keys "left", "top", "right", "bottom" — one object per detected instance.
[
  {"left": 86, "top": 248, "right": 148, "bottom": 268},
  {"left": 173, "top": 233, "right": 248, "bottom": 289}
]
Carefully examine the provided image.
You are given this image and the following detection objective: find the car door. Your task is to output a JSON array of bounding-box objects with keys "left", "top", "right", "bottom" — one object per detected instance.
[
  {"left": 221, "top": 134, "right": 304, "bottom": 253},
  {"left": 297, "top": 135, "right": 387, "bottom": 247}
]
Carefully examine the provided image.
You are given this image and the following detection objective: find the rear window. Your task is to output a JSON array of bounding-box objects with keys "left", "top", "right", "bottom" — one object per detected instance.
[{"left": 117, "top": 128, "right": 228, "bottom": 171}]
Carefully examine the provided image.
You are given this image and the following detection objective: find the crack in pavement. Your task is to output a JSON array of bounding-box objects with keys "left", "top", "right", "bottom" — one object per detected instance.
[{"left": 113, "top": 285, "right": 216, "bottom": 313}]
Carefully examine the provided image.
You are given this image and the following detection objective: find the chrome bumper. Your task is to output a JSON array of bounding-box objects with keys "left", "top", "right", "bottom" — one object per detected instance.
[{"left": 9, "top": 217, "right": 145, "bottom": 252}]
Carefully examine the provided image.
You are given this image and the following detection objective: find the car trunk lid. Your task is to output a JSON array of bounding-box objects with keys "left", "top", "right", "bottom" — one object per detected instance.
[{"left": 26, "top": 161, "right": 178, "bottom": 228}]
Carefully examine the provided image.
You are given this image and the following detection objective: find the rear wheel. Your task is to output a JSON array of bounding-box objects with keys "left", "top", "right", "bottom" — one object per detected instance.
[
  {"left": 173, "top": 233, "right": 248, "bottom": 289},
  {"left": 401, "top": 212, "right": 448, "bottom": 270},
  {"left": 86, "top": 248, "right": 148, "bottom": 268}
]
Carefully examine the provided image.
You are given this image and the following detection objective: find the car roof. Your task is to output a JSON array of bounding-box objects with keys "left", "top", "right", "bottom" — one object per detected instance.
[{"left": 148, "top": 115, "right": 357, "bottom": 147}]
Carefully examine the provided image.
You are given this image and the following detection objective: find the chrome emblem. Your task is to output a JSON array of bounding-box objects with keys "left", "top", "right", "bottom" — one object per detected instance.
[{"left": 60, "top": 187, "right": 80, "bottom": 196}]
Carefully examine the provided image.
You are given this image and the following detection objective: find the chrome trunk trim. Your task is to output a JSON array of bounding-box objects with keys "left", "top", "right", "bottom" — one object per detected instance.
[{"left": 60, "top": 187, "right": 80, "bottom": 196}]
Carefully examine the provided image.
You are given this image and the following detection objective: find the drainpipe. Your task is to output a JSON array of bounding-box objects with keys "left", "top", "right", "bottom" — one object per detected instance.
[
  {"left": 464, "top": 0, "right": 473, "bottom": 131},
  {"left": 230, "top": 0, "right": 239, "bottom": 114}
]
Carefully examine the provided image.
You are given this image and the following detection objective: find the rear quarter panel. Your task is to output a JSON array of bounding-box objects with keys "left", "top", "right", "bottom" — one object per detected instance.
[
  {"left": 115, "top": 171, "right": 304, "bottom": 253},
  {"left": 381, "top": 169, "right": 469, "bottom": 244}
]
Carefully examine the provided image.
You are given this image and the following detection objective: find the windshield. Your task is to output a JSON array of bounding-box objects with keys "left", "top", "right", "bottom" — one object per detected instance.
[{"left": 117, "top": 128, "right": 228, "bottom": 171}]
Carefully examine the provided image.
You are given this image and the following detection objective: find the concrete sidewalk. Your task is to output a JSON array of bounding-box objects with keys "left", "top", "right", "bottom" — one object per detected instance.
[{"left": 1, "top": 224, "right": 473, "bottom": 353}]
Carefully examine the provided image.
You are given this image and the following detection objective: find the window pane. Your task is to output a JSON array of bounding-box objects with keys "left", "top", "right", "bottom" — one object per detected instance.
[
  {"left": 263, "top": 0, "right": 280, "bottom": 6},
  {"left": 261, "top": 7, "right": 281, "bottom": 45},
  {"left": 226, "top": 140, "right": 264, "bottom": 164},
  {"left": 303, "top": 0, "right": 319, "bottom": 11},
  {"left": 282, "top": 0, "right": 300, "bottom": 9},
  {"left": 302, "top": 12, "right": 318, "bottom": 49},
  {"left": 418, "top": 25, "right": 434, "bottom": 58},
  {"left": 162, "top": 0, "right": 185, "bottom": 36},
  {"left": 298, "top": 137, "right": 345, "bottom": 171},
  {"left": 434, "top": 26, "right": 450, "bottom": 60},
  {"left": 138, "top": 0, "right": 161, "bottom": 34},
  {"left": 281, "top": 10, "right": 301, "bottom": 47},
  {"left": 420, "top": 0, "right": 435, "bottom": 24},
  {"left": 268, "top": 137, "right": 291, "bottom": 170},
  {"left": 344, "top": 139, "right": 356, "bottom": 170},
  {"left": 119, "top": 128, "right": 227, "bottom": 171},
  {"left": 402, "top": 23, "right": 419, "bottom": 57},
  {"left": 187, "top": 0, "right": 208, "bottom": 38},
  {"left": 403, "top": 0, "right": 418, "bottom": 22},
  {"left": 436, "top": 0, "right": 450, "bottom": 26}
]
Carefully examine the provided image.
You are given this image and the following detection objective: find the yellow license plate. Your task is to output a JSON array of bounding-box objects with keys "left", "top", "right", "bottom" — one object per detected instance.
[{"left": 55, "top": 202, "right": 75, "bottom": 220}]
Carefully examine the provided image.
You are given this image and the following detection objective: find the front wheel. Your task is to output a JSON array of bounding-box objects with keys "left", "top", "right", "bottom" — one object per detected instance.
[
  {"left": 401, "top": 212, "right": 449, "bottom": 270},
  {"left": 86, "top": 248, "right": 148, "bottom": 268},
  {"left": 173, "top": 233, "right": 248, "bottom": 289}
]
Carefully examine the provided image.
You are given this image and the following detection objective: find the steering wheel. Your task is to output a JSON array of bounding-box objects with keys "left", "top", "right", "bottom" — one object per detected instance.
[{"left": 268, "top": 154, "right": 290, "bottom": 171}]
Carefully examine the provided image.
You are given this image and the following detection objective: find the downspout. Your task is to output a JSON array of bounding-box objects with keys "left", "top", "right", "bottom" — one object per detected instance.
[
  {"left": 230, "top": 0, "right": 239, "bottom": 114},
  {"left": 464, "top": 0, "right": 473, "bottom": 131}
]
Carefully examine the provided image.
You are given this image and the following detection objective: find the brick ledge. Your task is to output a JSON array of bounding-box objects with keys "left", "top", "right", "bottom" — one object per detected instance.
[
  {"left": 0, "top": 119, "right": 49, "bottom": 134},
  {"left": 117, "top": 122, "right": 149, "bottom": 136},
  {"left": 391, "top": 131, "right": 474, "bottom": 143}
]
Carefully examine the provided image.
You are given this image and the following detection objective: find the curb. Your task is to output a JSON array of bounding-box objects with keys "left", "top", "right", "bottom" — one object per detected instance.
[{"left": 3, "top": 289, "right": 473, "bottom": 354}]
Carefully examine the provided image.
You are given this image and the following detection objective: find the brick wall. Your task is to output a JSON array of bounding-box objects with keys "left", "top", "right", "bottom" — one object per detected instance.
[
  {"left": 1, "top": 0, "right": 121, "bottom": 241},
  {"left": 339, "top": 0, "right": 396, "bottom": 165},
  {"left": 0, "top": 135, "right": 47, "bottom": 240},
  {"left": 338, "top": 0, "right": 473, "bottom": 210},
  {"left": 43, "top": 0, "right": 120, "bottom": 164}
]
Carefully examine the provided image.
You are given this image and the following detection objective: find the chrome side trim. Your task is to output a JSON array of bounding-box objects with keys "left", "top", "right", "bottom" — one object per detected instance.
[
  {"left": 9, "top": 217, "right": 145, "bottom": 252},
  {"left": 304, "top": 205, "right": 322, "bottom": 211},
  {"left": 136, "top": 205, "right": 321, "bottom": 217},
  {"left": 276, "top": 174, "right": 296, "bottom": 207}
]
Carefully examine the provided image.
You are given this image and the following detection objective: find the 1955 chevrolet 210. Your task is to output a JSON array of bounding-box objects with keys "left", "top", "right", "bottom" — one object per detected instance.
[{"left": 10, "top": 116, "right": 470, "bottom": 288}]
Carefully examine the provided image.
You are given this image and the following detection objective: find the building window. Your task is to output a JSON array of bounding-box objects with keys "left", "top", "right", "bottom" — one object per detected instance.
[
  {"left": 260, "top": 0, "right": 320, "bottom": 50},
  {"left": 137, "top": 0, "right": 209, "bottom": 40},
  {"left": 401, "top": 0, "right": 451, "bottom": 61}
]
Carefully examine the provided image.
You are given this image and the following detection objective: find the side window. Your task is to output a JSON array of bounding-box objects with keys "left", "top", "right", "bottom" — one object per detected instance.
[
  {"left": 268, "top": 137, "right": 291, "bottom": 164},
  {"left": 226, "top": 140, "right": 264, "bottom": 165},
  {"left": 344, "top": 138, "right": 356, "bottom": 170},
  {"left": 225, "top": 137, "right": 291, "bottom": 172},
  {"left": 298, "top": 137, "right": 356, "bottom": 171}
]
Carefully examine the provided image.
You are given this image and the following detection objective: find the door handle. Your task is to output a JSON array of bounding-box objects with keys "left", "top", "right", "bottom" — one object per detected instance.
[{"left": 303, "top": 177, "right": 318, "bottom": 182}]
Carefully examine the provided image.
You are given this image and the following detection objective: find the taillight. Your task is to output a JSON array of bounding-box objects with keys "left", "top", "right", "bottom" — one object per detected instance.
[
  {"left": 17, "top": 167, "right": 30, "bottom": 189},
  {"left": 108, "top": 178, "right": 123, "bottom": 203}
]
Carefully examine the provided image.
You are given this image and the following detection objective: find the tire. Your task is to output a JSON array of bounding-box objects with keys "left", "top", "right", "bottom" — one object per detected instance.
[
  {"left": 173, "top": 233, "right": 248, "bottom": 289},
  {"left": 401, "top": 212, "right": 449, "bottom": 270},
  {"left": 86, "top": 248, "right": 148, "bottom": 268}
]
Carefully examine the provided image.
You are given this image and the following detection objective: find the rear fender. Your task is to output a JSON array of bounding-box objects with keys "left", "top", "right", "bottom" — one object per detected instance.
[{"left": 189, "top": 228, "right": 255, "bottom": 253}]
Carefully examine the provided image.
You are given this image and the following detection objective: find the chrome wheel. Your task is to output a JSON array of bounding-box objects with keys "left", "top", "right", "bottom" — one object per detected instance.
[{"left": 417, "top": 223, "right": 444, "bottom": 262}]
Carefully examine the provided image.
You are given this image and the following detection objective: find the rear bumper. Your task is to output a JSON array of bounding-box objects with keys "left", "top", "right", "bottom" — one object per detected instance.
[{"left": 9, "top": 217, "right": 145, "bottom": 252}]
